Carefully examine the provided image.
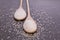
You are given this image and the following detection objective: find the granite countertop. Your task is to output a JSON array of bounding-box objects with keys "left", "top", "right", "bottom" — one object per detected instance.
[{"left": 0, "top": 0, "right": 60, "bottom": 40}]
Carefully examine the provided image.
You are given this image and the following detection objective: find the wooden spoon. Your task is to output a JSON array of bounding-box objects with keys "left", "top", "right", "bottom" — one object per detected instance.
[
  {"left": 23, "top": 0, "right": 37, "bottom": 33},
  {"left": 14, "top": 0, "right": 26, "bottom": 20}
]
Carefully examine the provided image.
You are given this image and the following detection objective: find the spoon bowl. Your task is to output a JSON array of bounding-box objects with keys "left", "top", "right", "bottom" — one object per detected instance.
[
  {"left": 14, "top": 7, "right": 26, "bottom": 20},
  {"left": 23, "top": 17, "right": 37, "bottom": 33}
]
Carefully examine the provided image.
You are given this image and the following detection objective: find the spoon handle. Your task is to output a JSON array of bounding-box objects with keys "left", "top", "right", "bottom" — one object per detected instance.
[
  {"left": 26, "top": 0, "right": 31, "bottom": 17},
  {"left": 20, "top": 0, "right": 23, "bottom": 7}
]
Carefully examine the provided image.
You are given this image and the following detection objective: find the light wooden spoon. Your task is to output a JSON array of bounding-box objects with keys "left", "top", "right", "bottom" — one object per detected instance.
[
  {"left": 14, "top": 0, "right": 26, "bottom": 20},
  {"left": 23, "top": 0, "right": 37, "bottom": 33}
]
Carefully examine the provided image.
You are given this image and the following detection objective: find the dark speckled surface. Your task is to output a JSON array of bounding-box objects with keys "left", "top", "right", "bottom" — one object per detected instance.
[{"left": 0, "top": 0, "right": 60, "bottom": 40}]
